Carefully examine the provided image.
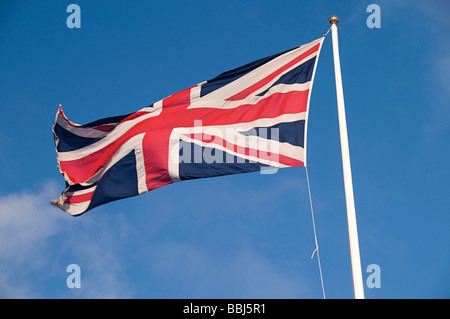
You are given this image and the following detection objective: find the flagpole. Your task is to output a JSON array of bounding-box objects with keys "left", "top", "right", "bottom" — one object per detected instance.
[{"left": 328, "top": 15, "right": 365, "bottom": 299}]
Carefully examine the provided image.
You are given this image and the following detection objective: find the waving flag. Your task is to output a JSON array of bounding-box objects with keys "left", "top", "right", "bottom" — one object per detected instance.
[{"left": 51, "top": 37, "right": 324, "bottom": 215}]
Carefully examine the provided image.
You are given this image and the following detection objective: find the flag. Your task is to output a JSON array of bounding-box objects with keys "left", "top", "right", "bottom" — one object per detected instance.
[{"left": 51, "top": 37, "right": 324, "bottom": 215}]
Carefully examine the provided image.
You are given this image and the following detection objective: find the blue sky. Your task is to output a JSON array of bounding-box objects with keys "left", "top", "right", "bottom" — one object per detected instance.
[{"left": 0, "top": 0, "right": 449, "bottom": 299}]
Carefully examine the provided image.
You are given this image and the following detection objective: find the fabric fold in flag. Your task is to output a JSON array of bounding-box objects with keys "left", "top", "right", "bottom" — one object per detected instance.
[{"left": 51, "top": 37, "right": 324, "bottom": 216}]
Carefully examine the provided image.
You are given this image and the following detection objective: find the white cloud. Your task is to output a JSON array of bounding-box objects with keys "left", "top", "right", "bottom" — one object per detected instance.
[
  {"left": 63, "top": 214, "right": 134, "bottom": 298},
  {"left": 0, "top": 181, "right": 132, "bottom": 298},
  {"left": 0, "top": 181, "right": 64, "bottom": 297}
]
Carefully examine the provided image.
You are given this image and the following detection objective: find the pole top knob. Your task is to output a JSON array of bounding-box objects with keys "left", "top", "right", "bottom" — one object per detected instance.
[{"left": 328, "top": 15, "right": 339, "bottom": 25}]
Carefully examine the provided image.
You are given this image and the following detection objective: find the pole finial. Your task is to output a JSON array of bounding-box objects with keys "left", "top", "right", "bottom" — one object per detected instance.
[{"left": 328, "top": 15, "right": 339, "bottom": 25}]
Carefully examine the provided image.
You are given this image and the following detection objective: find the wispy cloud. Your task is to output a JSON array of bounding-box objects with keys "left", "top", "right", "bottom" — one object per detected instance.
[
  {"left": 0, "top": 181, "right": 64, "bottom": 297},
  {"left": 0, "top": 181, "right": 132, "bottom": 298}
]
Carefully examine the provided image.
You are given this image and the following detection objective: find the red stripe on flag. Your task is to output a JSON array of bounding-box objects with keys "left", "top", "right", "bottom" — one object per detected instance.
[
  {"left": 225, "top": 43, "right": 320, "bottom": 101},
  {"left": 65, "top": 191, "right": 94, "bottom": 204},
  {"left": 184, "top": 133, "right": 304, "bottom": 167},
  {"left": 93, "top": 124, "right": 116, "bottom": 132},
  {"left": 178, "top": 90, "right": 310, "bottom": 127}
]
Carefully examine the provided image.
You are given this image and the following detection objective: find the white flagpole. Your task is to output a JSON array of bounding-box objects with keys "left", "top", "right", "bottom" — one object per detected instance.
[{"left": 328, "top": 15, "right": 365, "bottom": 299}]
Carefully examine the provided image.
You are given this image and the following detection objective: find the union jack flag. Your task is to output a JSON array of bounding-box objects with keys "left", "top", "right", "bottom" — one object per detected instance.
[{"left": 51, "top": 37, "right": 324, "bottom": 215}]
